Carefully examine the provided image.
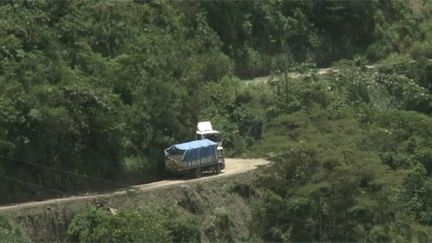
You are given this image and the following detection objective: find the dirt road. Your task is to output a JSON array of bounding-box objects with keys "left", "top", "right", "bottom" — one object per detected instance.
[
  {"left": 243, "top": 67, "right": 336, "bottom": 86},
  {"left": 243, "top": 65, "right": 376, "bottom": 85},
  {"left": 0, "top": 158, "right": 269, "bottom": 214}
]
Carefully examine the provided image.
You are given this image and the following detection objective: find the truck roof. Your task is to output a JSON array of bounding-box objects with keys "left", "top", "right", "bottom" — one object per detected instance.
[
  {"left": 165, "top": 139, "right": 218, "bottom": 162},
  {"left": 167, "top": 139, "right": 217, "bottom": 151}
]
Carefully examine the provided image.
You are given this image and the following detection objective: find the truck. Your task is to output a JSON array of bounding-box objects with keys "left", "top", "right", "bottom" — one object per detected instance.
[
  {"left": 164, "top": 139, "right": 221, "bottom": 177},
  {"left": 164, "top": 121, "right": 225, "bottom": 177}
]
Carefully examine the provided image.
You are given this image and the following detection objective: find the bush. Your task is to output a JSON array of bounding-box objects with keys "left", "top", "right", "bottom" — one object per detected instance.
[
  {"left": 67, "top": 207, "right": 171, "bottom": 242},
  {"left": 0, "top": 215, "right": 31, "bottom": 243},
  {"left": 409, "top": 41, "right": 432, "bottom": 59},
  {"left": 67, "top": 202, "right": 202, "bottom": 243},
  {"left": 205, "top": 207, "right": 235, "bottom": 242},
  {"left": 165, "top": 213, "right": 201, "bottom": 243},
  {"left": 253, "top": 131, "right": 424, "bottom": 241}
]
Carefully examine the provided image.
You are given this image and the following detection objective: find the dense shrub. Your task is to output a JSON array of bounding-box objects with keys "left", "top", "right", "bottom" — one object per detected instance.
[
  {"left": 68, "top": 203, "right": 201, "bottom": 243},
  {"left": 0, "top": 215, "right": 31, "bottom": 243}
]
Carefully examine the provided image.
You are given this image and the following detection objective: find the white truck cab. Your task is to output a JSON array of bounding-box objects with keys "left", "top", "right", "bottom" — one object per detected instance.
[{"left": 196, "top": 121, "right": 225, "bottom": 167}]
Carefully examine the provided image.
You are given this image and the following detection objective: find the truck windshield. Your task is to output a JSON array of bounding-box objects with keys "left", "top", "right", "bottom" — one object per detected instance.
[{"left": 204, "top": 134, "right": 221, "bottom": 143}]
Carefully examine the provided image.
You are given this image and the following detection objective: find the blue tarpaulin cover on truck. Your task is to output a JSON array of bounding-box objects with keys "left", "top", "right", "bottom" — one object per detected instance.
[{"left": 165, "top": 139, "right": 217, "bottom": 162}]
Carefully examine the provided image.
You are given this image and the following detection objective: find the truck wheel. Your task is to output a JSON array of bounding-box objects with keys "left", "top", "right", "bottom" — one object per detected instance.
[
  {"left": 194, "top": 168, "right": 201, "bottom": 178},
  {"left": 216, "top": 164, "right": 221, "bottom": 174}
]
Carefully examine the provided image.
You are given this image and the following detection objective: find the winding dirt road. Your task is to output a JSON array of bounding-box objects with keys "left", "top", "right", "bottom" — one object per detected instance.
[
  {"left": 0, "top": 158, "right": 269, "bottom": 214},
  {"left": 243, "top": 65, "right": 376, "bottom": 85}
]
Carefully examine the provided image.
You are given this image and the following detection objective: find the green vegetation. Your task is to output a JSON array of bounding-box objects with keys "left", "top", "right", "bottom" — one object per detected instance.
[
  {"left": 67, "top": 200, "right": 241, "bottom": 242},
  {"left": 201, "top": 0, "right": 425, "bottom": 77},
  {"left": 0, "top": 0, "right": 233, "bottom": 203},
  {"left": 66, "top": 175, "right": 267, "bottom": 243},
  {"left": 0, "top": 215, "right": 31, "bottom": 243},
  {"left": 67, "top": 205, "right": 192, "bottom": 242},
  {"left": 3, "top": 0, "right": 432, "bottom": 242},
  {"left": 246, "top": 53, "right": 432, "bottom": 240},
  {"left": 0, "top": 0, "right": 425, "bottom": 204}
]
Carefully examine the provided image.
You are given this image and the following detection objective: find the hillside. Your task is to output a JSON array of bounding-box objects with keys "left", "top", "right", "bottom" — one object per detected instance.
[
  {"left": 1, "top": 159, "right": 267, "bottom": 242},
  {"left": 0, "top": 0, "right": 426, "bottom": 205},
  {"left": 2, "top": 0, "right": 432, "bottom": 242}
]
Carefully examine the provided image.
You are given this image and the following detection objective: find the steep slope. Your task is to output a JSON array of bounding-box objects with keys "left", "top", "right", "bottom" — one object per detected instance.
[{"left": 0, "top": 158, "right": 268, "bottom": 242}]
